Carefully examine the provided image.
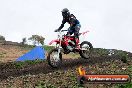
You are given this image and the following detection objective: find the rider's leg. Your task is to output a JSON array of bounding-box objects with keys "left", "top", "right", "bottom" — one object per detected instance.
[
  {"left": 65, "top": 27, "right": 74, "bottom": 52},
  {"left": 66, "top": 27, "right": 74, "bottom": 36},
  {"left": 74, "top": 24, "right": 81, "bottom": 46}
]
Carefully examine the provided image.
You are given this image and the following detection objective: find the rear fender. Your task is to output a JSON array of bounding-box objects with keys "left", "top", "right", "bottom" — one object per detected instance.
[
  {"left": 49, "top": 39, "right": 60, "bottom": 45},
  {"left": 82, "top": 30, "right": 89, "bottom": 35}
]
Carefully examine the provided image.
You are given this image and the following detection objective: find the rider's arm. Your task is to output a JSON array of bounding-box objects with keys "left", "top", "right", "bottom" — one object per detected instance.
[{"left": 58, "top": 18, "right": 66, "bottom": 31}]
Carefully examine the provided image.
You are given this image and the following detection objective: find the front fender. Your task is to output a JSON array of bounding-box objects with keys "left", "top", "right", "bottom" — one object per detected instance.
[{"left": 49, "top": 39, "right": 60, "bottom": 45}]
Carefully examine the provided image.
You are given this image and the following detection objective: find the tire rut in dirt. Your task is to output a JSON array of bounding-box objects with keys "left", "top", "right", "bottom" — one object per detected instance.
[{"left": 0, "top": 55, "right": 119, "bottom": 81}]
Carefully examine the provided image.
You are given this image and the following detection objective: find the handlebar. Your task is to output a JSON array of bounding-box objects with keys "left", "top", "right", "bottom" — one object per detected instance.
[
  {"left": 55, "top": 30, "right": 68, "bottom": 32},
  {"left": 61, "top": 30, "right": 68, "bottom": 32}
]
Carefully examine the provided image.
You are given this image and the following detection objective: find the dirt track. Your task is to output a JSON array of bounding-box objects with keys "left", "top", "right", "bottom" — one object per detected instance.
[
  {"left": 0, "top": 45, "right": 132, "bottom": 87},
  {"left": 0, "top": 55, "right": 120, "bottom": 81}
]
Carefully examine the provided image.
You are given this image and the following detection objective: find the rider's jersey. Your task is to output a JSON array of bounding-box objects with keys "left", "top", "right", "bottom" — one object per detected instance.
[{"left": 58, "top": 14, "right": 80, "bottom": 30}]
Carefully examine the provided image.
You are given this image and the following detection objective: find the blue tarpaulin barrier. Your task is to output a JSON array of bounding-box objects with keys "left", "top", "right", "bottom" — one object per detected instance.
[{"left": 16, "top": 46, "right": 45, "bottom": 61}]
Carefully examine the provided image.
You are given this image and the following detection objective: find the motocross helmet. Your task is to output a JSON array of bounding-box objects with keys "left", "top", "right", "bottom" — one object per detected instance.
[{"left": 61, "top": 8, "right": 70, "bottom": 18}]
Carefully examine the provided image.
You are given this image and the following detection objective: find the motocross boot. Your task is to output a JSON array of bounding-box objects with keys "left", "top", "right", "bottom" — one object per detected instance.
[{"left": 74, "top": 37, "right": 79, "bottom": 49}]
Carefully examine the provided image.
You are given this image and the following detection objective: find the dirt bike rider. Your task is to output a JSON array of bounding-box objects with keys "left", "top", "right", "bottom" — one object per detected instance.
[{"left": 55, "top": 8, "right": 81, "bottom": 50}]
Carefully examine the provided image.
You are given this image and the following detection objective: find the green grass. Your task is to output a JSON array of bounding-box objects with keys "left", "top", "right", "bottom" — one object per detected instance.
[
  {"left": 116, "top": 82, "right": 132, "bottom": 88},
  {"left": 128, "top": 65, "right": 132, "bottom": 71},
  {"left": 91, "top": 48, "right": 130, "bottom": 58},
  {"left": 14, "top": 59, "right": 44, "bottom": 69},
  {"left": 35, "top": 81, "right": 56, "bottom": 88},
  {"left": 20, "top": 44, "right": 54, "bottom": 52},
  {"left": 34, "top": 80, "right": 84, "bottom": 88},
  {"left": 20, "top": 44, "right": 35, "bottom": 50},
  {"left": 128, "top": 65, "right": 132, "bottom": 77},
  {"left": 117, "top": 51, "right": 129, "bottom": 63},
  {"left": 43, "top": 45, "right": 54, "bottom": 52},
  {"left": 0, "top": 52, "right": 6, "bottom": 58}
]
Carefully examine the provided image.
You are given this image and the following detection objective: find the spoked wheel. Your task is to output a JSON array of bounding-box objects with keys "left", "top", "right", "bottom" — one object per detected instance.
[
  {"left": 47, "top": 48, "right": 62, "bottom": 68},
  {"left": 79, "top": 41, "right": 93, "bottom": 59}
]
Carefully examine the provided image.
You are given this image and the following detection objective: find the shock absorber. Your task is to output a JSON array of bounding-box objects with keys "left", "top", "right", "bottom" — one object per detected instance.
[{"left": 67, "top": 40, "right": 74, "bottom": 51}]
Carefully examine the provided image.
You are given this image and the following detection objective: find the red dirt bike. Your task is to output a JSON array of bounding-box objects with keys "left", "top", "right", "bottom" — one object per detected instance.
[{"left": 47, "top": 30, "right": 93, "bottom": 68}]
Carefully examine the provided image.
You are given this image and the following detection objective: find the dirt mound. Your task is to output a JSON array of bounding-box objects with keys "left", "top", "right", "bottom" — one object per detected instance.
[
  {"left": 0, "top": 45, "right": 131, "bottom": 87},
  {"left": 0, "top": 55, "right": 123, "bottom": 80},
  {"left": 0, "top": 45, "right": 30, "bottom": 62},
  {"left": 0, "top": 55, "right": 131, "bottom": 88}
]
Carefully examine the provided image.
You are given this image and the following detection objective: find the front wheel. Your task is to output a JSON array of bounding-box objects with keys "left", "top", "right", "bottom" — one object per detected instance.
[
  {"left": 47, "top": 48, "right": 62, "bottom": 68},
  {"left": 79, "top": 41, "right": 93, "bottom": 59}
]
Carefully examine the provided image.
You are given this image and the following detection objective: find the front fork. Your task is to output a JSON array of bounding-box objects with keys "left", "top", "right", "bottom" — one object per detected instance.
[{"left": 56, "top": 39, "right": 61, "bottom": 58}]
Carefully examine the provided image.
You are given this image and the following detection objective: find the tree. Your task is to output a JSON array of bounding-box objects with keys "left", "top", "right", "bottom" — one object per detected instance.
[
  {"left": 0, "top": 35, "right": 5, "bottom": 41},
  {"left": 38, "top": 36, "right": 45, "bottom": 45},
  {"left": 28, "top": 35, "right": 45, "bottom": 46},
  {"left": 22, "top": 37, "right": 26, "bottom": 45}
]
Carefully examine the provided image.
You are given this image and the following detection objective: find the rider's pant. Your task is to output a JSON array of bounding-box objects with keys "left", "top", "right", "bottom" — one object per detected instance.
[
  {"left": 67, "top": 24, "right": 81, "bottom": 37},
  {"left": 67, "top": 24, "right": 81, "bottom": 45}
]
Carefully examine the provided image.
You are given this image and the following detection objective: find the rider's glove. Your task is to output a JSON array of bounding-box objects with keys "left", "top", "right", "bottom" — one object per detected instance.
[{"left": 54, "top": 29, "right": 59, "bottom": 32}]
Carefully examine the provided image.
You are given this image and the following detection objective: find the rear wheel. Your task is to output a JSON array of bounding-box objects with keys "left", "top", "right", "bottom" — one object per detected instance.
[
  {"left": 79, "top": 41, "right": 93, "bottom": 59},
  {"left": 47, "top": 48, "right": 62, "bottom": 68}
]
